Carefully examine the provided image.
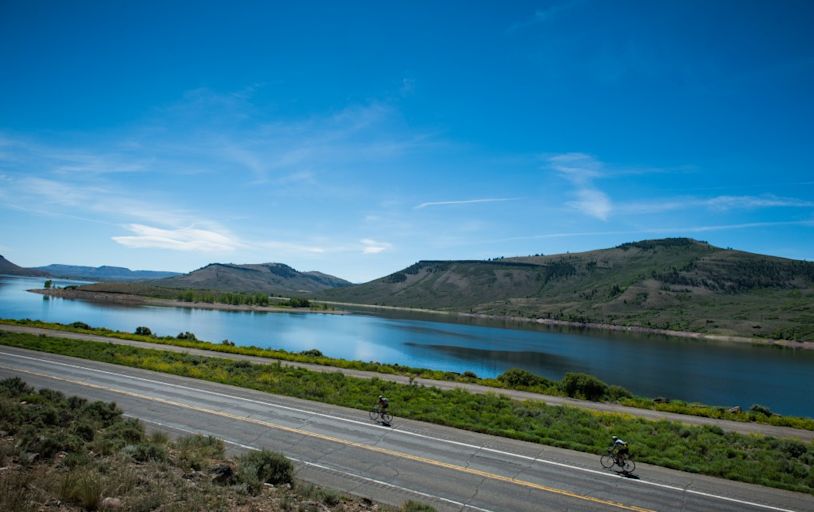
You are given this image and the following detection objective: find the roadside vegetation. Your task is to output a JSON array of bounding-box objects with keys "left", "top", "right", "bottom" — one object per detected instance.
[
  {"left": 0, "top": 377, "right": 435, "bottom": 512},
  {"left": 3, "top": 318, "right": 812, "bottom": 431},
  {"left": 1, "top": 331, "right": 813, "bottom": 494}
]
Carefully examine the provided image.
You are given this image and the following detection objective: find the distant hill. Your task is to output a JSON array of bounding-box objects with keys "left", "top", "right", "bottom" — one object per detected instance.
[
  {"left": 149, "top": 262, "right": 351, "bottom": 294},
  {"left": 320, "top": 238, "right": 814, "bottom": 341},
  {"left": 35, "top": 264, "right": 180, "bottom": 281},
  {"left": 0, "top": 255, "right": 49, "bottom": 277}
]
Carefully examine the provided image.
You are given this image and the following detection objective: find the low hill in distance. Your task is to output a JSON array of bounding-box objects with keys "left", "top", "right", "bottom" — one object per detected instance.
[
  {"left": 0, "top": 255, "right": 49, "bottom": 277},
  {"left": 35, "top": 264, "right": 180, "bottom": 281},
  {"left": 116, "top": 262, "right": 351, "bottom": 295},
  {"left": 319, "top": 238, "right": 814, "bottom": 341}
]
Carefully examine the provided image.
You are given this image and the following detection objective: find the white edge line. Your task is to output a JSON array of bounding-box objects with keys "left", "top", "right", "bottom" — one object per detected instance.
[
  {"left": 1, "top": 350, "right": 802, "bottom": 512},
  {"left": 133, "top": 416, "right": 495, "bottom": 512}
]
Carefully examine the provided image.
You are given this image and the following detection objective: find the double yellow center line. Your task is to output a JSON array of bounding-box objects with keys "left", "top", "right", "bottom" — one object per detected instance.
[{"left": 5, "top": 364, "right": 654, "bottom": 512}]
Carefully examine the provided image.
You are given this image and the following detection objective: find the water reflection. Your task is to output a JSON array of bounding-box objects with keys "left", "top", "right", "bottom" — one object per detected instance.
[{"left": 1, "top": 274, "right": 813, "bottom": 416}]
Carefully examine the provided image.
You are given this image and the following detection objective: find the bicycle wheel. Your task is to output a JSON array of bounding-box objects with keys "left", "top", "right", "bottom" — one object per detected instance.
[
  {"left": 369, "top": 408, "right": 379, "bottom": 421},
  {"left": 381, "top": 411, "right": 393, "bottom": 423},
  {"left": 600, "top": 454, "right": 614, "bottom": 469},
  {"left": 622, "top": 459, "right": 636, "bottom": 473}
]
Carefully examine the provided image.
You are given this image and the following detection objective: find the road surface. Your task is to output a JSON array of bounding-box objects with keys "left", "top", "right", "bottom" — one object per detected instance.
[
  {"left": 1, "top": 323, "right": 810, "bottom": 442},
  {"left": 1, "top": 345, "right": 811, "bottom": 512}
]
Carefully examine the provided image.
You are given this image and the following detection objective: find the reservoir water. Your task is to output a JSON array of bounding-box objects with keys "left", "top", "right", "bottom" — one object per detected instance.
[{"left": 1, "top": 275, "right": 812, "bottom": 417}]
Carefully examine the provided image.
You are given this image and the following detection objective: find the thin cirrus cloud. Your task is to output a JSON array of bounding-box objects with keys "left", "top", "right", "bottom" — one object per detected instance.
[
  {"left": 548, "top": 152, "right": 612, "bottom": 221},
  {"left": 482, "top": 220, "right": 814, "bottom": 245},
  {"left": 415, "top": 198, "right": 521, "bottom": 209},
  {"left": 618, "top": 195, "right": 814, "bottom": 215},
  {"left": 112, "top": 224, "right": 244, "bottom": 252},
  {"left": 361, "top": 239, "right": 392, "bottom": 254},
  {"left": 9, "top": 176, "right": 203, "bottom": 229}
]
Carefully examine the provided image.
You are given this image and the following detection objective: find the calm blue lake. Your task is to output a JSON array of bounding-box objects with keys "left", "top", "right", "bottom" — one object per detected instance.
[{"left": 1, "top": 274, "right": 812, "bottom": 417}]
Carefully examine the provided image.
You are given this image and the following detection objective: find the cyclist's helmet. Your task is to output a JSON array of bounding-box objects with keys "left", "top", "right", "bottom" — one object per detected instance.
[
  {"left": 378, "top": 395, "right": 384, "bottom": 399},
  {"left": 612, "top": 436, "right": 618, "bottom": 441}
]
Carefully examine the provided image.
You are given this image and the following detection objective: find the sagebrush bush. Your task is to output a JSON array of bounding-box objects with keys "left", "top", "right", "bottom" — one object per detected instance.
[
  {"left": 237, "top": 450, "right": 294, "bottom": 493},
  {"left": 123, "top": 442, "right": 167, "bottom": 463},
  {"left": 176, "top": 434, "right": 224, "bottom": 471}
]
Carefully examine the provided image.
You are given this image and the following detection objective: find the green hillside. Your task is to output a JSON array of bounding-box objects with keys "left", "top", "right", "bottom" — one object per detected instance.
[
  {"left": 143, "top": 262, "right": 349, "bottom": 294},
  {"left": 320, "top": 238, "right": 814, "bottom": 341}
]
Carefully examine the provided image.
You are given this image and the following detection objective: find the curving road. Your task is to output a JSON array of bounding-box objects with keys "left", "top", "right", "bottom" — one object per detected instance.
[{"left": 1, "top": 345, "right": 811, "bottom": 512}]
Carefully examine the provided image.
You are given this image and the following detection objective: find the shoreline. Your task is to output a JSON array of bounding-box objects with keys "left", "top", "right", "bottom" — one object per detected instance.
[
  {"left": 314, "top": 300, "right": 814, "bottom": 350},
  {"left": 29, "top": 288, "right": 813, "bottom": 349},
  {"left": 31, "top": 288, "right": 349, "bottom": 315}
]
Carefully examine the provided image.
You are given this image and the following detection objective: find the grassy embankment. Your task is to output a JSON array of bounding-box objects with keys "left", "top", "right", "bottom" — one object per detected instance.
[
  {"left": 3, "top": 318, "right": 812, "bottom": 431},
  {"left": 0, "top": 377, "right": 434, "bottom": 512},
  {"left": 1, "top": 331, "right": 813, "bottom": 494}
]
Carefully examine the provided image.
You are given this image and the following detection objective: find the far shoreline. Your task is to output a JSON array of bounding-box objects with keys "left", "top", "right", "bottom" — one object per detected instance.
[
  {"left": 314, "top": 300, "right": 814, "bottom": 350},
  {"left": 29, "top": 287, "right": 813, "bottom": 349},
  {"left": 30, "top": 288, "right": 349, "bottom": 315}
]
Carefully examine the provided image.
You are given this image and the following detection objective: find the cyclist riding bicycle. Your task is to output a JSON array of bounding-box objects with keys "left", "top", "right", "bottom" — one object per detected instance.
[
  {"left": 377, "top": 395, "right": 389, "bottom": 412},
  {"left": 609, "top": 436, "right": 629, "bottom": 464}
]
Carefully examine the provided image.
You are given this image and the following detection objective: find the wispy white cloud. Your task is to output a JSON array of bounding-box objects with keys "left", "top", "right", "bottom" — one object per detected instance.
[
  {"left": 415, "top": 197, "right": 520, "bottom": 209},
  {"left": 481, "top": 220, "right": 814, "bottom": 245},
  {"left": 112, "top": 224, "right": 244, "bottom": 252},
  {"left": 549, "top": 153, "right": 612, "bottom": 220},
  {"left": 619, "top": 194, "right": 814, "bottom": 215},
  {"left": 567, "top": 188, "right": 612, "bottom": 221},
  {"left": 8, "top": 176, "right": 204, "bottom": 229},
  {"left": 361, "top": 239, "right": 392, "bottom": 254},
  {"left": 705, "top": 195, "right": 814, "bottom": 210}
]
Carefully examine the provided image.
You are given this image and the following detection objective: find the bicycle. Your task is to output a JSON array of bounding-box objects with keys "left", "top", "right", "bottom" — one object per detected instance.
[
  {"left": 600, "top": 449, "right": 636, "bottom": 473},
  {"left": 369, "top": 404, "right": 393, "bottom": 424}
]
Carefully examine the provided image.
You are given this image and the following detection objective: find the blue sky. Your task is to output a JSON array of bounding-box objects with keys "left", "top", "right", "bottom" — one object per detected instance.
[{"left": 1, "top": 1, "right": 812, "bottom": 282}]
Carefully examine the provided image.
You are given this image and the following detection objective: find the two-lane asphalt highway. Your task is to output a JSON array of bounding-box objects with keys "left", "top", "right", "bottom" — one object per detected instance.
[{"left": 1, "top": 345, "right": 811, "bottom": 512}]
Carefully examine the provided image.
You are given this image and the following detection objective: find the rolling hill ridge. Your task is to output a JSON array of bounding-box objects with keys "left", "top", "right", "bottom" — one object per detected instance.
[
  {"left": 0, "top": 255, "right": 49, "bottom": 277},
  {"left": 320, "top": 238, "right": 814, "bottom": 341},
  {"left": 35, "top": 264, "right": 179, "bottom": 281},
  {"left": 149, "top": 262, "right": 352, "bottom": 294}
]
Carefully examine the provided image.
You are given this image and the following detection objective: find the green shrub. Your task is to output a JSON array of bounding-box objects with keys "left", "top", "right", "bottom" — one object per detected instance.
[
  {"left": 81, "top": 401, "right": 122, "bottom": 425},
  {"left": 17, "top": 429, "right": 66, "bottom": 459},
  {"left": 561, "top": 372, "right": 609, "bottom": 401},
  {"left": 134, "top": 326, "right": 152, "bottom": 336},
  {"left": 176, "top": 331, "right": 197, "bottom": 341},
  {"left": 67, "top": 395, "right": 87, "bottom": 410},
  {"left": 103, "top": 418, "right": 144, "bottom": 446},
  {"left": 288, "top": 298, "right": 311, "bottom": 308},
  {"left": 176, "top": 434, "right": 224, "bottom": 471},
  {"left": 300, "top": 349, "right": 323, "bottom": 357},
  {"left": 0, "top": 377, "right": 32, "bottom": 397},
  {"left": 70, "top": 322, "right": 92, "bottom": 330},
  {"left": 123, "top": 442, "right": 167, "bottom": 463},
  {"left": 497, "top": 368, "right": 543, "bottom": 387},
  {"left": 237, "top": 450, "right": 294, "bottom": 493},
  {"left": 607, "top": 385, "right": 633, "bottom": 400},
  {"left": 750, "top": 404, "right": 774, "bottom": 417}
]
